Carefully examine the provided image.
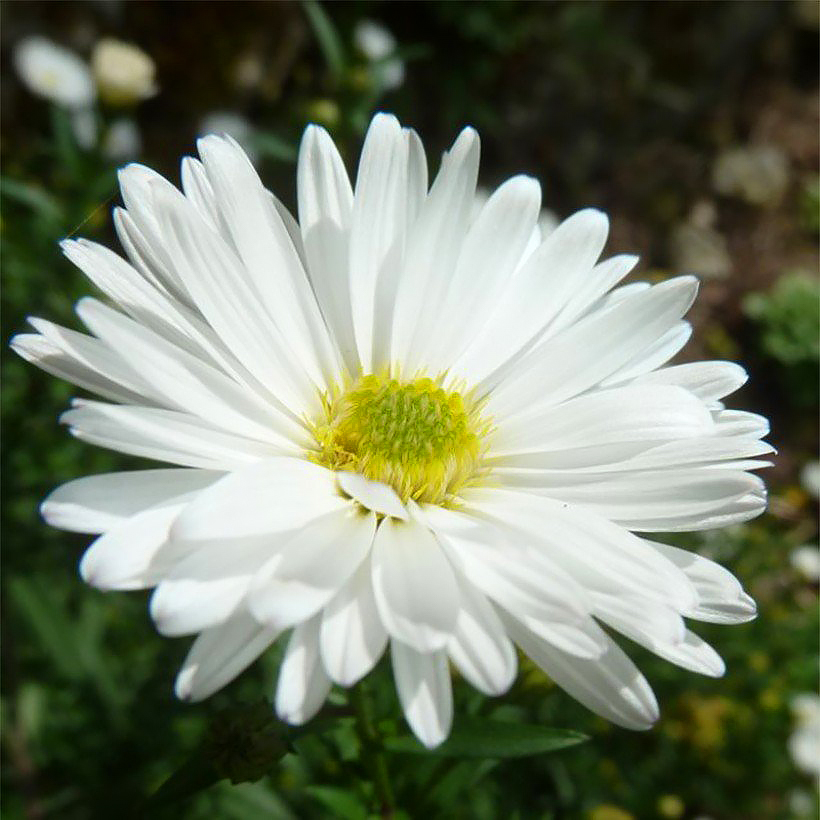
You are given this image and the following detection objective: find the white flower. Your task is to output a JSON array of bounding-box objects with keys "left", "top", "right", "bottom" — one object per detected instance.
[
  {"left": 801, "top": 461, "right": 820, "bottom": 499},
  {"left": 103, "top": 118, "right": 142, "bottom": 161},
  {"left": 791, "top": 545, "right": 820, "bottom": 582},
  {"left": 14, "top": 36, "right": 95, "bottom": 108},
  {"left": 11, "top": 113, "right": 770, "bottom": 748},
  {"left": 354, "top": 20, "right": 405, "bottom": 91},
  {"left": 790, "top": 695, "right": 820, "bottom": 783},
  {"left": 91, "top": 38, "right": 157, "bottom": 105}
]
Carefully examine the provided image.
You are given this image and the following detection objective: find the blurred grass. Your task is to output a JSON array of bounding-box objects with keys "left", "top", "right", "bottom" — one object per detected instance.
[{"left": 1, "top": 2, "right": 818, "bottom": 818}]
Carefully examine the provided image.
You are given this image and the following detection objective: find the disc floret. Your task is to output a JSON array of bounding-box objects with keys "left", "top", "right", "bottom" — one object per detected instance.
[{"left": 311, "top": 374, "right": 491, "bottom": 504}]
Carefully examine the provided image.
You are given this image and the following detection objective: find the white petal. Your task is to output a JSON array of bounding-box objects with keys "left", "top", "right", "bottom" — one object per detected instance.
[
  {"left": 425, "top": 174, "right": 542, "bottom": 375},
  {"left": 489, "top": 276, "right": 698, "bottom": 418},
  {"left": 348, "top": 113, "right": 408, "bottom": 372},
  {"left": 371, "top": 515, "right": 459, "bottom": 652},
  {"left": 505, "top": 469, "right": 766, "bottom": 533},
  {"left": 632, "top": 361, "right": 748, "bottom": 402},
  {"left": 645, "top": 539, "right": 757, "bottom": 623},
  {"left": 151, "top": 182, "right": 321, "bottom": 417},
  {"left": 715, "top": 410, "right": 770, "bottom": 438},
  {"left": 10, "top": 332, "right": 144, "bottom": 405},
  {"left": 171, "top": 457, "right": 348, "bottom": 542},
  {"left": 320, "top": 560, "right": 388, "bottom": 686},
  {"left": 297, "top": 125, "right": 358, "bottom": 374},
  {"left": 41, "top": 468, "right": 221, "bottom": 533},
  {"left": 151, "top": 575, "right": 250, "bottom": 636},
  {"left": 337, "top": 471, "right": 408, "bottom": 520},
  {"left": 422, "top": 503, "right": 592, "bottom": 623},
  {"left": 651, "top": 629, "right": 726, "bottom": 677},
  {"left": 79, "top": 496, "right": 193, "bottom": 590},
  {"left": 452, "top": 209, "right": 612, "bottom": 386},
  {"left": 62, "top": 400, "right": 287, "bottom": 470},
  {"left": 26, "top": 317, "right": 160, "bottom": 404},
  {"left": 76, "top": 298, "right": 299, "bottom": 447},
  {"left": 391, "top": 127, "right": 480, "bottom": 374},
  {"left": 175, "top": 611, "right": 279, "bottom": 702},
  {"left": 461, "top": 488, "right": 697, "bottom": 610},
  {"left": 591, "top": 591, "right": 686, "bottom": 647},
  {"left": 492, "top": 384, "right": 714, "bottom": 457},
  {"left": 249, "top": 507, "right": 376, "bottom": 629},
  {"left": 600, "top": 321, "right": 693, "bottom": 387},
  {"left": 197, "top": 135, "right": 342, "bottom": 389},
  {"left": 390, "top": 641, "right": 452, "bottom": 748},
  {"left": 447, "top": 579, "right": 516, "bottom": 696},
  {"left": 502, "top": 612, "right": 659, "bottom": 730},
  {"left": 275, "top": 616, "right": 333, "bottom": 725}
]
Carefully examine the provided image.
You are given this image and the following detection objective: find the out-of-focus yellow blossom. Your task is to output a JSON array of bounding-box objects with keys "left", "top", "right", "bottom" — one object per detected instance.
[
  {"left": 587, "top": 805, "right": 635, "bottom": 820},
  {"left": 657, "top": 795, "right": 685, "bottom": 819},
  {"left": 91, "top": 38, "right": 157, "bottom": 105}
]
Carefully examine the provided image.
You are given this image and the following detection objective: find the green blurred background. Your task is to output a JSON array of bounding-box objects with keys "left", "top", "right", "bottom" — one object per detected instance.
[{"left": 2, "top": 2, "right": 818, "bottom": 818}]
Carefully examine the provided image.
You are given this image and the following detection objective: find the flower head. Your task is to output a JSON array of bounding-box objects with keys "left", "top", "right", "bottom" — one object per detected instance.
[
  {"left": 12, "top": 113, "right": 770, "bottom": 748},
  {"left": 14, "top": 36, "right": 95, "bottom": 108},
  {"left": 91, "top": 38, "right": 157, "bottom": 106}
]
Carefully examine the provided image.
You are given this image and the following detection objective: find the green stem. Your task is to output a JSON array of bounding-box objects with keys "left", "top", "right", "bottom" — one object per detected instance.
[{"left": 350, "top": 683, "right": 394, "bottom": 816}]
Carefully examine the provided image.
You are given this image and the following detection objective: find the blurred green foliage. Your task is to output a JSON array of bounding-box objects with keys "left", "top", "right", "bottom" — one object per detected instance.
[{"left": 2, "top": 2, "right": 818, "bottom": 819}]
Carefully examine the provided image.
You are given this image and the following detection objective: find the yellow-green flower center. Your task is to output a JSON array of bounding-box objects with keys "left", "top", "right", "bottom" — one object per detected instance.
[{"left": 311, "top": 374, "right": 491, "bottom": 504}]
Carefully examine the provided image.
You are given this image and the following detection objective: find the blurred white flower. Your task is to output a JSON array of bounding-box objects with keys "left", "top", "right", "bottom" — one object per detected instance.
[
  {"left": 353, "top": 20, "right": 405, "bottom": 91},
  {"left": 91, "top": 38, "right": 157, "bottom": 105},
  {"left": 791, "top": 545, "right": 820, "bottom": 582},
  {"left": 790, "top": 695, "right": 820, "bottom": 784},
  {"left": 670, "top": 202, "right": 731, "bottom": 281},
  {"left": 199, "top": 111, "right": 257, "bottom": 163},
  {"left": 354, "top": 19, "right": 396, "bottom": 60},
  {"left": 14, "top": 36, "right": 96, "bottom": 108},
  {"left": 801, "top": 461, "right": 820, "bottom": 499},
  {"left": 712, "top": 145, "right": 789, "bottom": 207},
  {"left": 103, "top": 118, "right": 141, "bottom": 160}
]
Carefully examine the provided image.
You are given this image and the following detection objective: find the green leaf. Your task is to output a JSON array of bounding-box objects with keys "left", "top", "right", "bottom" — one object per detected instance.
[
  {"left": 0, "top": 177, "right": 62, "bottom": 222},
  {"left": 304, "top": 785, "right": 368, "bottom": 820},
  {"left": 144, "top": 752, "right": 222, "bottom": 809},
  {"left": 383, "top": 719, "right": 588, "bottom": 758},
  {"left": 302, "top": 0, "right": 345, "bottom": 79}
]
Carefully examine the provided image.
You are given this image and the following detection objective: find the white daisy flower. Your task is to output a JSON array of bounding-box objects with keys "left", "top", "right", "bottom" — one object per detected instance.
[
  {"left": 14, "top": 36, "right": 96, "bottom": 109},
  {"left": 11, "top": 113, "right": 770, "bottom": 748},
  {"left": 91, "top": 38, "right": 158, "bottom": 106}
]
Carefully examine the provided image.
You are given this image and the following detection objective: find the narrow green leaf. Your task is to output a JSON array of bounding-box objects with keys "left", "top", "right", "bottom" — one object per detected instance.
[
  {"left": 383, "top": 719, "right": 587, "bottom": 758},
  {"left": 302, "top": 0, "right": 345, "bottom": 79},
  {"left": 144, "top": 753, "right": 221, "bottom": 809},
  {"left": 0, "top": 177, "right": 62, "bottom": 221}
]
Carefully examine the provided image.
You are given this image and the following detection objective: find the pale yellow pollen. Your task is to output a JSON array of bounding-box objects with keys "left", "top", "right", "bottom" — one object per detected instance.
[{"left": 309, "top": 373, "right": 492, "bottom": 504}]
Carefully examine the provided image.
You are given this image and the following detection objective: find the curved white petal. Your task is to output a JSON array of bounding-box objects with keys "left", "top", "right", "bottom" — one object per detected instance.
[
  {"left": 79, "top": 495, "right": 193, "bottom": 590},
  {"left": 502, "top": 611, "right": 659, "bottom": 730},
  {"left": 424, "top": 174, "right": 542, "bottom": 376},
  {"left": 390, "top": 641, "right": 452, "bottom": 749},
  {"left": 349, "top": 113, "right": 409, "bottom": 372},
  {"left": 275, "top": 615, "right": 333, "bottom": 725},
  {"left": 41, "top": 468, "right": 221, "bottom": 534},
  {"left": 175, "top": 611, "right": 279, "bottom": 702},
  {"left": 371, "top": 515, "right": 459, "bottom": 652},
  {"left": 447, "top": 578, "right": 517, "bottom": 696},
  {"left": 452, "top": 209, "right": 613, "bottom": 386},
  {"left": 62, "top": 400, "right": 287, "bottom": 470},
  {"left": 297, "top": 125, "right": 358, "bottom": 374},
  {"left": 249, "top": 507, "right": 376, "bottom": 630},
  {"left": 171, "top": 457, "right": 347, "bottom": 542},
  {"left": 488, "top": 276, "right": 699, "bottom": 418},
  {"left": 337, "top": 471, "right": 408, "bottom": 520},
  {"left": 320, "top": 560, "right": 388, "bottom": 686}
]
